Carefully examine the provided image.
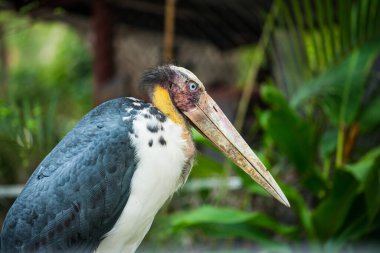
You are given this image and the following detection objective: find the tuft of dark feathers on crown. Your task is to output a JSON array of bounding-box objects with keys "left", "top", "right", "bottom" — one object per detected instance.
[{"left": 140, "top": 65, "right": 176, "bottom": 95}]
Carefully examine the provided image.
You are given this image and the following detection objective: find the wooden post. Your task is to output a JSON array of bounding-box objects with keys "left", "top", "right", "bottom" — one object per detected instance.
[
  {"left": 92, "top": 0, "right": 115, "bottom": 105},
  {"left": 163, "top": 0, "right": 176, "bottom": 63}
]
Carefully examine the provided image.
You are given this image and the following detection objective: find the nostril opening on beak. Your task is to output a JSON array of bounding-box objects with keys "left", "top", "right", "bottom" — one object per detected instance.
[{"left": 213, "top": 106, "right": 218, "bottom": 112}]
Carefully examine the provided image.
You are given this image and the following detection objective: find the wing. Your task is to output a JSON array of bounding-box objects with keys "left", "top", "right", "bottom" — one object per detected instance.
[{"left": 1, "top": 98, "right": 141, "bottom": 252}]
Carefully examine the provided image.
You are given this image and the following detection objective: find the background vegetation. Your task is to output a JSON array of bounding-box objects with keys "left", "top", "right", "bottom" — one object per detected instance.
[
  {"left": 1, "top": 0, "right": 380, "bottom": 252},
  {"left": 0, "top": 13, "right": 92, "bottom": 184}
]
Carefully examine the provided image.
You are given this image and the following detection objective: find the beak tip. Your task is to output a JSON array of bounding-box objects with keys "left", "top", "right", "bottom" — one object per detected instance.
[
  {"left": 281, "top": 197, "right": 291, "bottom": 208},
  {"left": 277, "top": 189, "right": 291, "bottom": 208},
  {"left": 259, "top": 171, "right": 290, "bottom": 208},
  {"left": 273, "top": 188, "right": 290, "bottom": 208}
]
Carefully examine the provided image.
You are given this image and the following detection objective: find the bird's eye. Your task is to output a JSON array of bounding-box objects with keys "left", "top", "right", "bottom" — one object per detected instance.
[
  {"left": 168, "top": 81, "right": 174, "bottom": 90},
  {"left": 188, "top": 82, "right": 198, "bottom": 91}
]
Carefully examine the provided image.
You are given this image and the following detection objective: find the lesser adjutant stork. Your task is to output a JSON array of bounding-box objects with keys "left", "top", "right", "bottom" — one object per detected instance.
[{"left": 1, "top": 65, "right": 289, "bottom": 252}]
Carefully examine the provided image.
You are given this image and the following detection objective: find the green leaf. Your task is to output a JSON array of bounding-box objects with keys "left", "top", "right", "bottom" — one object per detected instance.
[
  {"left": 345, "top": 147, "right": 380, "bottom": 223},
  {"left": 345, "top": 146, "right": 380, "bottom": 183},
  {"left": 319, "top": 129, "right": 338, "bottom": 160},
  {"left": 281, "top": 184, "right": 315, "bottom": 238},
  {"left": 312, "top": 170, "right": 359, "bottom": 239},
  {"left": 261, "top": 85, "right": 315, "bottom": 172},
  {"left": 260, "top": 85, "right": 325, "bottom": 193},
  {"left": 365, "top": 167, "right": 380, "bottom": 222},
  {"left": 358, "top": 98, "right": 380, "bottom": 132},
  {"left": 291, "top": 36, "right": 380, "bottom": 125},
  {"left": 168, "top": 206, "right": 296, "bottom": 238},
  {"left": 170, "top": 206, "right": 254, "bottom": 227},
  {"left": 338, "top": 212, "right": 370, "bottom": 241}
]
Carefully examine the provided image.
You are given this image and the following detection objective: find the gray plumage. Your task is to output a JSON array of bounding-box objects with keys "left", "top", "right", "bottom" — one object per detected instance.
[{"left": 0, "top": 98, "right": 165, "bottom": 252}]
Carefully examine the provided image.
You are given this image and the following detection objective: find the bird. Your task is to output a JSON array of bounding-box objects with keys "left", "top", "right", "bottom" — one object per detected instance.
[{"left": 0, "top": 65, "right": 289, "bottom": 253}]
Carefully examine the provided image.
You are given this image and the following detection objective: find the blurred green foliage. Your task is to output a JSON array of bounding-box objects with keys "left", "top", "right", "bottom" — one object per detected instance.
[
  {"left": 0, "top": 12, "right": 92, "bottom": 183},
  {"left": 145, "top": 0, "right": 380, "bottom": 252},
  {"left": 1, "top": 0, "right": 380, "bottom": 252}
]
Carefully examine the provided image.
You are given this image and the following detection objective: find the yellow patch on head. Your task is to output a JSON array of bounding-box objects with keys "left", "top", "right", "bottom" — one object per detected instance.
[{"left": 153, "top": 85, "right": 186, "bottom": 127}]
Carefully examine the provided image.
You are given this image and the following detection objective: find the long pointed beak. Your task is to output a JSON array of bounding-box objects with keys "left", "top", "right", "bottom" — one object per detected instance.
[{"left": 183, "top": 92, "right": 290, "bottom": 207}]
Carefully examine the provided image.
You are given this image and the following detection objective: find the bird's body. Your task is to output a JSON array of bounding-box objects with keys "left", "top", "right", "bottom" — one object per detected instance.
[
  {"left": 96, "top": 98, "right": 194, "bottom": 253},
  {"left": 1, "top": 97, "right": 194, "bottom": 252},
  {"left": 1, "top": 65, "right": 288, "bottom": 252}
]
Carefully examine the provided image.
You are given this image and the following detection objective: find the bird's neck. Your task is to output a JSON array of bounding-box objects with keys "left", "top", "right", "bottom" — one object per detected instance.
[
  {"left": 152, "top": 85, "right": 195, "bottom": 158},
  {"left": 152, "top": 85, "right": 187, "bottom": 127}
]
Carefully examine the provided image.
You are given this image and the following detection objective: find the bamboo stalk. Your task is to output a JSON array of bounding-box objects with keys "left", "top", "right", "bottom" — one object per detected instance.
[
  {"left": 338, "top": 0, "right": 347, "bottom": 55},
  {"left": 366, "top": 0, "right": 376, "bottom": 38},
  {"left": 163, "top": 0, "right": 176, "bottom": 63},
  {"left": 281, "top": 3, "right": 305, "bottom": 93},
  {"left": 372, "top": 0, "right": 380, "bottom": 35},
  {"left": 361, "top": 0, "right": 371, "bottom": 43},
  {"left": 326, "top": 0, "right": 338, "bottom": 60},
  {"left": 336, "top": 124, "right": 345, "bottom": 168},
  {"left": 304, "top": 0, "right": 321, "bottom": 71},
  {"left": 343, "top": 123, "right": 359, "bottom": 163},
  {"left": 315, "top": 0, "right": 329, "bottom": 67},
  {"left": 290, "top": 0, "right": 312, "bottom": 78},
  {"left": 353, "top": 0, "right": 361, "bottom": 46},
  {"left": 234, "top": 0, "right": 280, "bottom": 132}
]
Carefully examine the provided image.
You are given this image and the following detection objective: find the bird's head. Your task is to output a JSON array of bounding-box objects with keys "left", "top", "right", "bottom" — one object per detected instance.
[{"left": 141, "top": 65, "right": 289, "bottom": 207}]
